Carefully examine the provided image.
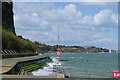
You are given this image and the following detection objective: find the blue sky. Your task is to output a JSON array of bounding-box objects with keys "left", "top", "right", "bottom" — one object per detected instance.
[{"left": 13, "top": 2, "right": 118, "bottom": 50}]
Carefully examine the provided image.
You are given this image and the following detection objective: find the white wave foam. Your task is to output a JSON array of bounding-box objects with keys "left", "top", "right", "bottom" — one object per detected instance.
[
  {"left": 71, "top": 57, "right": 74, "bottom": 58},
  {"left": 79, "top": 57, "right": 82, "bottom": 58},
  {"left": 56, "top": 57, "right": 59, "bottom": 58},
  {"left": 32, "top": 57, "right": 62, "bottom": 76}
]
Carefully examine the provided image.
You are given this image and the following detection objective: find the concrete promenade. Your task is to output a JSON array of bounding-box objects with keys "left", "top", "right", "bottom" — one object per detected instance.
[
  {"left": 2, "top": 74, "right": 65, "bottom": 78},
  {"left": 0, "top": 55, "right": 49, "bottom": 74},
  {"left": 1, "top": 75, "right": 106, "bottom": 80}
]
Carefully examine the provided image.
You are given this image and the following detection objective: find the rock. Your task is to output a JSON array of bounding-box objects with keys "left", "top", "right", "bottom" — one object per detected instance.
[{"left": 2, "top": 0, "right": 15, "bottom": 34}]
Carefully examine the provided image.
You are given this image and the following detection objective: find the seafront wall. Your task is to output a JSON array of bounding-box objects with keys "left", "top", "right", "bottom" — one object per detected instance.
[{"left": 1, "top": 55, "right": 51, "bottom": 75}]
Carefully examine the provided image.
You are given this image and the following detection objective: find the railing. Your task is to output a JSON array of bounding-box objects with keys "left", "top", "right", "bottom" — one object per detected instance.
[
  {"left": 0, "top": 50, "right": 38, "bottom": 59},
  {"left": 0, "top": 50, "right": 36, "bottom": 54}
]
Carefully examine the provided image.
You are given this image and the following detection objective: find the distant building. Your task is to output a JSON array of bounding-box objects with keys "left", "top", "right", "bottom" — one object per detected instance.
[{"left": 109, "top": 49, "right": 112, "bottom": 53}]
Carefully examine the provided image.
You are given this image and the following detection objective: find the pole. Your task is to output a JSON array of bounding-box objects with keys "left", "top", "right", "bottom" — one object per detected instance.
[{"left": 58, "top": 25, "right": 60, "bottom": 52}]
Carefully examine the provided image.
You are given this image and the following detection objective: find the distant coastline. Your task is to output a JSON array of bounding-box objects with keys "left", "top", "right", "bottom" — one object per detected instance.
[{"left": 45, "top": 45, "right": 117, "bottom": 54}]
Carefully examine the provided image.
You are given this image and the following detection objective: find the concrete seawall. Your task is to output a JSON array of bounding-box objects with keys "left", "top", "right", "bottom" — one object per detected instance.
[{"left": 1, "top": 55, "right": 50, "bottom": 74}]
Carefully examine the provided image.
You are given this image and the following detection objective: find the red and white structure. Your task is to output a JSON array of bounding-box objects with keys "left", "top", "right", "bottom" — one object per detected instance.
[
  {"left": 113, "top": 70, "right": 120, "bottom": 78},
  {"left": 55, "top": 52, "right": 62, "bottom": 55}
]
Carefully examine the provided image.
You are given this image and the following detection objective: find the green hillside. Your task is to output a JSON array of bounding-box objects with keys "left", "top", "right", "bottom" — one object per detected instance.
[{"left": 2, "top": 29, "right": 36, "bottom": 53}]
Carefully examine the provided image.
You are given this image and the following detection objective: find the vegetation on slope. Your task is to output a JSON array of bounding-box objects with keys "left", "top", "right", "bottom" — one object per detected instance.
[
  {"left": 2, "top": 29, "right": 36, "bottom": 53},
  {"left": 2, "top": 29, "right": 54, "bottom": 54}
]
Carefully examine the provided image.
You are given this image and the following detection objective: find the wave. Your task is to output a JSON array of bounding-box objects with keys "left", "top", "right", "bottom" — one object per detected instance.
[
  {"left": 71, "top": 57, "right": 74, "bottom": 58},
  {"left": 56, "top": 57, "right": 59, "bottom": 58}
]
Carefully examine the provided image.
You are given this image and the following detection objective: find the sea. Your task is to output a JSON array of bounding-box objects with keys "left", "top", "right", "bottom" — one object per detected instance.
[{"left": 46, "top": 53, "right": 118, "bottom": 78}]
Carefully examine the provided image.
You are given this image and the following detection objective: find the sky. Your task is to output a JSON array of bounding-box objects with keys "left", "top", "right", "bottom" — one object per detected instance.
[{"left": 13, "top": 2, "right": 118, "bottom": 50}]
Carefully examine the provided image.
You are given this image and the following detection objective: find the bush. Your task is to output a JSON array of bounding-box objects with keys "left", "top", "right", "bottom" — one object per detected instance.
[{"left": 2, "top": 29, "right": 36, "bottom": 53}]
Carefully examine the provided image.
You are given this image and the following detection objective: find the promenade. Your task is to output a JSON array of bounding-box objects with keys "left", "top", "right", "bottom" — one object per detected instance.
[{"left": 0, "top": 55, "right": 49, "bottom": 74}]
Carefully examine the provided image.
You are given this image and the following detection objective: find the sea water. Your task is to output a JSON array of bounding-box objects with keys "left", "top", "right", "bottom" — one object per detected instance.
[{"left": 46, "top": 53, "right": 118, "bottom": 78}]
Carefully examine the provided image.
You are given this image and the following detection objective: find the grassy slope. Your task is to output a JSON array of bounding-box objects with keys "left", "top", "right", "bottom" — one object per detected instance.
[{"left": 2, "top": 29, "right": 36, "bottom": 53}]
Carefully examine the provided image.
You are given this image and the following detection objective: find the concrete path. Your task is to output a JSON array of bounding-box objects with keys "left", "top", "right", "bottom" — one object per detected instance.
[{"left": 0, "top": 55, "right": 49, "bottom": 74}]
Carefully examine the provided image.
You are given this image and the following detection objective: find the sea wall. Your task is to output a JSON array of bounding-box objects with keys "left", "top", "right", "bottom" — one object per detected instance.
[{"left": 2, "top": 55, "right": 51, "bottom": 75}]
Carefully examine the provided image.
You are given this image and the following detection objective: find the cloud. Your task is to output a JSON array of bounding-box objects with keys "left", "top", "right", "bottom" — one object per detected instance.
[
  {"left": 81, "top": 2, "right": 108, "bottom": 6},
  {"left": 91, "top": 38, "right": 113, "bottom": 43},
  {"left": 32, "top": 13, "right": 38, "bottom": 16},
  {"left": 78, "top": 0, "right": 119, "bottom": 2},
  {"left": 42, "top": 4, "right": 83, "bottom": 22},
  {"left": 94, "top": 9, "right": 118, "bottom": 27},
  {"left": 13, "top": 2, "right": 118, "bottom": 50},
  {"left": 13, "top": 0, "right": 119, "bottom": 2}
]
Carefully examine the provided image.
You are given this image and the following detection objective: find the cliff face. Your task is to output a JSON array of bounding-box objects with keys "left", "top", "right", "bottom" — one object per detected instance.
[{"left": 2, "top": 1, "right": 15, "bottom": 34}]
